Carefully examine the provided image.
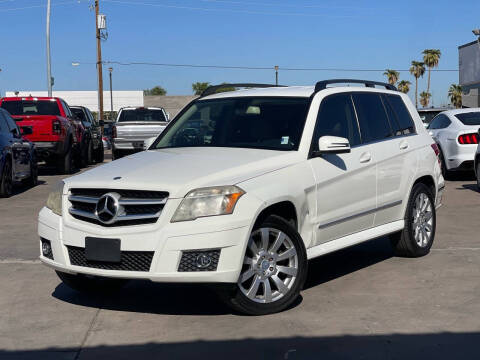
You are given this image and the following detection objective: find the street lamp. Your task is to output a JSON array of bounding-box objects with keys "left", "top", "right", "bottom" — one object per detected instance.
[
  {"left": 108, "top": 67, "right": 113, "bottom": 115},
  {"left": 274, "top": 65, "right": 279, "bottom": 86}
]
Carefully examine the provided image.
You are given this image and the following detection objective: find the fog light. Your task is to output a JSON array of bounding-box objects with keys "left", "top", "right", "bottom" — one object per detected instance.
[
  {"left": 196, "top": 253, "right": 212, "bottom": 269},
  {"left": 178, "top": 249, "right": 220, "bottom": 272},
  {"left": 41, "top": 239, "right": 53, "bottom": 260}
]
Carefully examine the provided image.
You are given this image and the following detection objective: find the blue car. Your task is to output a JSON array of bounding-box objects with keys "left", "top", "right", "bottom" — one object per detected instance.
[{"left": 0, "top": 108, "right": 38, "bottom": 197}]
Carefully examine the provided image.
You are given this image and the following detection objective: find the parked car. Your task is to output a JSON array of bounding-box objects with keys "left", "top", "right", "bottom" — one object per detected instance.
[
  {"left": 38, "top": 80, "right": 444, "bottom": 315},
  {"left": 474, "top": 129, "right": 480, "bottom": 189},
  {"left": 0, "top": 97, "right": 86, "bottom": 174},
  {"left": 418, "top": 107, "right": 451, "bottom": 128},
  {"left": 112, "top": 107, "right": 169, "bottom": 160},
  {"left": 0, "top": 108, "right": 38, "bottom": 197},
  {"left": 427, "top": 108, "right": 480, "bottom": 178},
  {"left": 70, "top": 106, "right": 104, "bottom": 164}
]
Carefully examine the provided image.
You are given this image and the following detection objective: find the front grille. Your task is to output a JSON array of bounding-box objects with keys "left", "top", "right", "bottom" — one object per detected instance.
[
  {"left": 67, "top": 246, "right": 153, "bottom": 271},
  {"left": 178, "top": 250, "right": 221, "bottom": 272},
  {"left": 68, "top": 188, "right": 168, "bottom": 227}
]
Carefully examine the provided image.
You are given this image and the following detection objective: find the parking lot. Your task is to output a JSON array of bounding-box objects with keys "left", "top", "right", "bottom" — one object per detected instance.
[{"left": 0, "top": 156, "right": 479, "bottom": 360}]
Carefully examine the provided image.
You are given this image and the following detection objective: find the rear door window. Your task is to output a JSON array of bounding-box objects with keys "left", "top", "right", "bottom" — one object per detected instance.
[
  {"left": 313, "top": 93, "right": 361, "bottom": 148},
  {"left": 0, "top": 100, "right": 61, "bottom": 116},
  {"left": 351, "top": 93, "right": 393, "bottom": 143}
]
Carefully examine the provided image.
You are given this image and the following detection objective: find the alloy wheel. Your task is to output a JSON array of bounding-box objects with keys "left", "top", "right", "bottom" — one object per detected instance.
[
  {"left": 238, "top": 228, "right": 298, "bottom": 304},
  {"left": 412, "top": 192, "right": 433, "bottom": 247}
]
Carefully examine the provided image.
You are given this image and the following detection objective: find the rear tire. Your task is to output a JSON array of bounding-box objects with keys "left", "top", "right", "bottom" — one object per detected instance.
[
  {"left": 438, "top": 148, "right": 451, "bottom": 180},
  {"left": 25, "top": 154, "right": 38, "bottom": 188},
  {"left": 56, "top": 270, "right": 128, "bottom": 294},
  {"left": 112, "top": 149, "right": 122, "bottom": 161},
  {"left": 57, "top": 143, "right": 73, "bottom": 175},
  {"left": 476, "top": 162, "right": 480, "bottom": 190},
  {"left": 219, "top": 215, "right": 307, "bottom": 315},
  {"left": 95, "top": 144, "right": 104, "bottom": 163},
  {"left": 390, "top": 183, "right": 436, "bottom": 257},
  {"left": 0, "top": 159, "right": 13, "bottom": 198}
]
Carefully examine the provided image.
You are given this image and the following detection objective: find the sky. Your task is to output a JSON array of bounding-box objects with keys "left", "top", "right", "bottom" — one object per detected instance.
[{"left": 0, "top": 0, "right": 479, "bottom": 106}]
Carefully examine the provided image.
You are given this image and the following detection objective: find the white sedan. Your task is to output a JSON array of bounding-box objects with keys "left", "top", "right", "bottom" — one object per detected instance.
[{"left": 428, "top": 108, "right": 480, "bottom": 178}]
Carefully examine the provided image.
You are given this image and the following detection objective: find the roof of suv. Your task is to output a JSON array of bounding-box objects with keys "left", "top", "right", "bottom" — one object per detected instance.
[
  {"left": 442, "top": 107, "right": 480, "bottom": 117},
  {"left": 201, "top": 85, "right": 400, "bottom": 100}
]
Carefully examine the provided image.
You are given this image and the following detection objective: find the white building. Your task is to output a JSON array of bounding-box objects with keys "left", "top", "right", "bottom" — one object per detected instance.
[
  {"left": 458, "top": 41, "right": 480, "bottom": 108},
  {"left": 4, "top": 90, "right": 144, "bottom": 112}
]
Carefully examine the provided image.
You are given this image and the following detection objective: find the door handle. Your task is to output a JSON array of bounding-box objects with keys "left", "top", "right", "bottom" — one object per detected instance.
[
  {"left": 359, "top": 152, "right": 372, "bottom": 163},
  {"left": 399, "top": 140, "right": 409, "bottom": 150}
]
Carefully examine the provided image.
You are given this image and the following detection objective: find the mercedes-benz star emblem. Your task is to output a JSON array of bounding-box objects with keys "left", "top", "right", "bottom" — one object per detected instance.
[{"left": 95, "top": 192, "right": 122, "bottom": 224}]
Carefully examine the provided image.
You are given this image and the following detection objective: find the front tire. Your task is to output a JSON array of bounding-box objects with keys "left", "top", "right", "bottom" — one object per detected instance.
[
  {"left": 220, "top": 215, "right": 307, "bottom": 315},
  {"left": 391, "top": 183, "right": 436, "bottom": 257},
  {"left": 56, "top": 271, "right": 128, "bottom": 294}
]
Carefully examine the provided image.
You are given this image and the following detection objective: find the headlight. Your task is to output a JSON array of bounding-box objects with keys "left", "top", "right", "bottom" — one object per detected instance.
[
  {"left": 46, "top": 181, "right": 65, "bottom": 216},
  {"left": 171, "top": 185, "right": 245, "bottom": 222}
]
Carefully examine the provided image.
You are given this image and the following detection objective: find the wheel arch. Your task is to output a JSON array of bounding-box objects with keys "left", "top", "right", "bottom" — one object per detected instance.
[{"left": 253, "top": 200, "right": 299, "bottom": 231}]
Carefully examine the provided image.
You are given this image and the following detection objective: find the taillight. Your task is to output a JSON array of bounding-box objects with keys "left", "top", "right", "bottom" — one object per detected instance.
[
  {"left": 52, "top": 119, "right": 61, "bottom": 134},
  {"left": 112, "top": 126, "right": 117, "bottom": 138},
  {"left": 431, "top": 143, "right": 441, "bottom": 166},
  {"left": 458, "top": 133, "right": 479, "bottom": 145}
]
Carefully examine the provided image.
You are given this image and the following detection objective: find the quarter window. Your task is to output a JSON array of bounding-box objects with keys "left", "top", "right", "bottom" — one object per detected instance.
[
  {"left": 352, "top": 93, "right": 392, "bottom": 143},
  {"left": 384, "top": 95, "right": 416, "bottom": 135},
  {"left": 313, "top": 93, "right": 361, "bottom": 149}
]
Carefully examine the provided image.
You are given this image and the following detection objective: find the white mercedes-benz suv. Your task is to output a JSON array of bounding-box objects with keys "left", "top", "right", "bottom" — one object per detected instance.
[{"left": 39, "top": 80, "right": 444, "bottom": 315}]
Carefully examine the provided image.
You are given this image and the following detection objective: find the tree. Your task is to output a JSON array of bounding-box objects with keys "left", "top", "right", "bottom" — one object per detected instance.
[
  {"left": 192, "top": 82, "right": 210, "bottom": 95},
  {"left": 422, "top": 49, "right": 441, "bottom": 104},
  {"left": 409, "top": 61, "right": 426, "bottom": 108},
  {"left": 144, "top": 86, "right": 167, "bottom": 96},
  {"left": 448, "top": 84, "right": 463, "bottom": 108},
  {"left": 419, "top": 91, "right": 431, "bottom": 108},
  {"left": 397, "top": 80, "right": 411, "bottom": 94},
  {"left": 383, "top": 69, "right": 400, "bottom": 85}
]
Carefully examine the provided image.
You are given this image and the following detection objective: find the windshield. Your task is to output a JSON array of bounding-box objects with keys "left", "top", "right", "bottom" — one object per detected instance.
[
  {"left": 152, "top": 97, "right": 310, "bottom": 151},
  {"left": 455, "top": 112, "right": 480, "bottom": 126},
  {"left": 118, "top": 108, "right": 167, "bottom": 122},
  {"left": 1, "top": 100, "right": 60, "bottom": 116}
]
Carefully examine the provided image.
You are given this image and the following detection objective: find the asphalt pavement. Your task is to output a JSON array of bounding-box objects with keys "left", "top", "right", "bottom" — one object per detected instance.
[{"left": 0, "top": 156, "right": 479, "bottom": 360}]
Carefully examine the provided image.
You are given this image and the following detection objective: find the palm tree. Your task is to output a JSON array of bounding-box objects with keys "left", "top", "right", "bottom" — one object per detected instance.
[
  {"left": 419, "top": 91, "right": 431, "bottom": 108},
  {"left": 192, "top": 82, "right": 210, "bottom": 96},
  {"left": 422, "top": 49, "right": 441, "bottom": 103},
  {"left": 383, "top": 69, "right": 400, "bottom": 85},
  {"left": 409, "top": 61, "right": 426, "bottom": 108},
  {"left": 397, "top": 80, "right": 411, "bottom": 94},
  {"left": 448, "top": 84, "right": 463, "bottom": 108}
]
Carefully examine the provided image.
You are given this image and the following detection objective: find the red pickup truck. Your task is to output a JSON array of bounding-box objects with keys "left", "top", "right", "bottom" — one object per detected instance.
[{"left": 0, "top": 97, "right": 86, "bottom": 174}]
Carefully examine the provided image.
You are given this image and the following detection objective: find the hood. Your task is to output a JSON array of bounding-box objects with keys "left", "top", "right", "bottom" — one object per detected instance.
[{"left": 65, "top": 147, "right": 301, "bottom": 198}]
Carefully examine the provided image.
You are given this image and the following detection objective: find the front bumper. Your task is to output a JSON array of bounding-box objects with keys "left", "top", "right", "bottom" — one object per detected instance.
[{"left": 38, "top": 196, "right": 257, "bottom": 283}]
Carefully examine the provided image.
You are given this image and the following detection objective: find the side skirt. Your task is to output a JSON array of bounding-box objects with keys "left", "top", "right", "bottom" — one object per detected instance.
[{"left": 307, "top": 220, "right": 405, "bottom": 260}]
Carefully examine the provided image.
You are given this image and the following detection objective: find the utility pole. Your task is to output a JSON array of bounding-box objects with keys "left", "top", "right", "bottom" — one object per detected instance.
[
  {"left": 275, "top": 65, "right": 279, "bottom": 86},
  {"left": 108, "top": 67, "right": 113, "bottom": 115},
  {"left": 46, "top": 0, "right": 52, "bottom": 96},
  {"left": 95, "top": 0, "right": 104, "bottom": 122}
]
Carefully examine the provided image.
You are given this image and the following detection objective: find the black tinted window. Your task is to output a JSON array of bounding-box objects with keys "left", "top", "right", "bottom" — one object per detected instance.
[
  {"left": 455, "top": 112, "right": 480, "bottom": 126},
  {"left": 1, "top": 100, "right": 61, "bottom": 116},
  {"left": 385, "top": 95, "right": 415, "bottom": 135},
  {"left": 352, "top": 93, "right": 392, "bottom": 143},
  {"left": 429, "top": 115, "right": 450, "bottom": 129},
  {"left": 71, "top": 108, "right": 86, "bottom": 121},
  {"left": 118, "top": 109, "right": 167, "bottom": 122},
  {"left": 313, "top": 94, "right": 361, "bottom": 148}
]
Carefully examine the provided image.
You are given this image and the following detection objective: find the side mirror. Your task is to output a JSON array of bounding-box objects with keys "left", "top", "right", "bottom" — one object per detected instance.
[
  {"left": 143, "top": 136, "right": 157, "bottom": 150},
  {"left": 99, "top": 120, "right": 105, "bottom": 127},
  {"left": 20, "top": 126, "right": 33, "bottom": 136},
  {"left": 317, "top": 136, "right": 351, "bottom": 155}
]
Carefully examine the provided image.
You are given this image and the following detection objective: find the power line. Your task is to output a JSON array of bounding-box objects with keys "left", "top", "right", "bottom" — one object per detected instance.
[
  {"left": 0, "top": 0, "right": 86, "bottom": 12},
  {"left": 101, "top": 0, "right": 376, "bottom": 18},
  {"left": 73, "top": 60, "right": 459, "bottom": 72}
]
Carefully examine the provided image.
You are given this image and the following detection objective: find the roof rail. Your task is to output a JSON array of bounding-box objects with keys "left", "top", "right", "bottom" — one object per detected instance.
[
  {"left": 314, "top": 79, "right": 397, "bottom": 93},
  {"left": 201, "top": 83, "right": 284, "bottom": 97}
]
